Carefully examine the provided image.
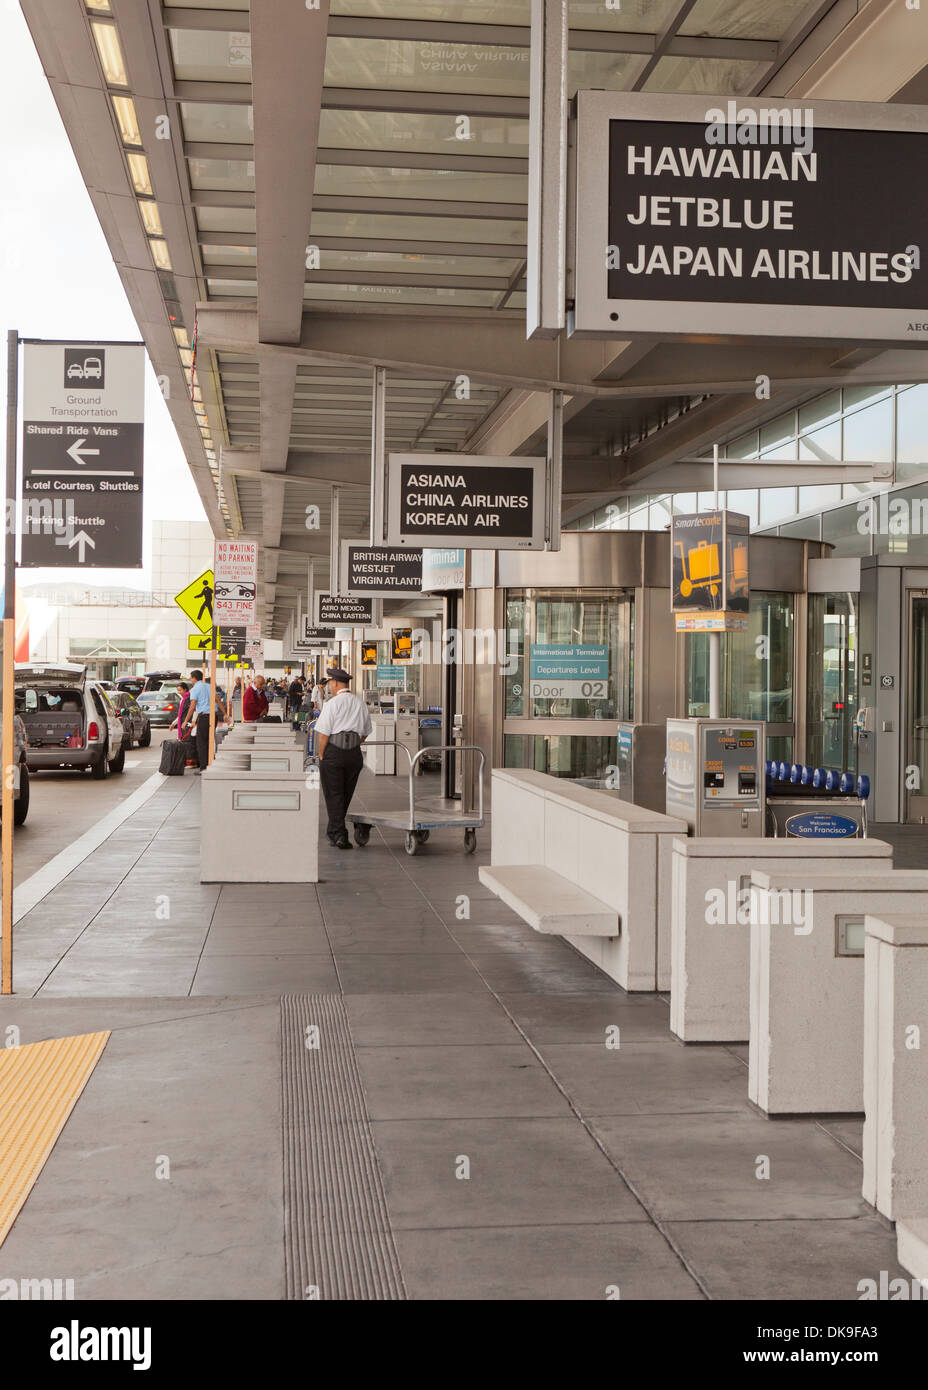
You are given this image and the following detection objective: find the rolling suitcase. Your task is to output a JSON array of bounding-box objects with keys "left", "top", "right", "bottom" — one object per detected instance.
[{"left": 159, "top": 739, "right": 188, "bottom": 776}]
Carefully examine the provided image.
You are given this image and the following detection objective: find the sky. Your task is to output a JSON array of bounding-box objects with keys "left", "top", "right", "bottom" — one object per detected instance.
[{"left": 0, "top": 0, "right": 208, "bottom": 590}]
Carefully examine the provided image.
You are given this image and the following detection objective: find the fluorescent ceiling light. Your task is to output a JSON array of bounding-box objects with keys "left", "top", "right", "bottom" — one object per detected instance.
[
  {"left": 179, "top": 348, "right": 194, "bottom": 367},
  {"left": 127, "top": 152, "right": 152, "bottom": 196},
  {"left": 87, "top": 1, "right": 112, "bottom": 10},
  {"left": 91, "top": 21, "right": 129, "bottom": 87},
  {"left": 112, "top": 95, "right": 141, "bottom": 146},
  {"left": 138, "top": 201, "right": 163, "bottom": 236},
  {"left": 149, "top": 238, "right": 172, "bottom": 271},
  {"left": 173, "top": 327, "right": 189, "bottom": 348}
]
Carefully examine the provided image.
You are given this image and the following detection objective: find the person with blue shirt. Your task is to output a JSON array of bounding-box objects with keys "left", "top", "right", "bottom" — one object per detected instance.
[{"left": 182, "top": 668, "right": 227, "bottom": 772}]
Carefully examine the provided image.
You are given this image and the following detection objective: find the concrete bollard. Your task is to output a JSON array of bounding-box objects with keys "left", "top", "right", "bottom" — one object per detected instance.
[
  {"left": 200, "top": 764, "right": 319, "bottom": 883},
  {"left": 670, "top": 838, "right": 894, "bottom": 1042},
  {"left": 862, "top": 914, "right": 928, "bottom": 1225},
  {"left": 749, "top": 872, "right": 928, "bottom": 1115}
]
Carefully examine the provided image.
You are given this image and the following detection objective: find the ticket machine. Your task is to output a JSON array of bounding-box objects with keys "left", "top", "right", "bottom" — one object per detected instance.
[{"left": 665, "top": 718, "right": 765, "bottom": 837}]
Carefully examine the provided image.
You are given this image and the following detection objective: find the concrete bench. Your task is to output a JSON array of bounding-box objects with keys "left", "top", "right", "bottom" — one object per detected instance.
[
  {"left": 478, "top": 865, "right": 618, "bottom": 937},
  {"left": 671, "top": 837, "right": 894, "bottom": 1043},
  {"left": 484, "top": 768, "right": 687, "bottom": 991},
  {"left": 748, "top": 870, "right": 928, "bottom": 1115},
  {"left": 200, "top": 764, "right": 319, "bottom": 883}
]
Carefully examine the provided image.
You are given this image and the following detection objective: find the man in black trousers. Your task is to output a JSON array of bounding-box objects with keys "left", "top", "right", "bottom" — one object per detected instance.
[{"left": 313, "top": 666, "right": 372, "bottom": 849}]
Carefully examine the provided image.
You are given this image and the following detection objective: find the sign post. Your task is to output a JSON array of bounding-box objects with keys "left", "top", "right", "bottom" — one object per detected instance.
[
  {"left": 2, "top": 330, "right": 18, "bottom": 994},
  {"left": 20, "top": 339, "right": 145, "bottom": 567},
  {"left": 208, "top": 635, "right": 217, "bottom": 767}
]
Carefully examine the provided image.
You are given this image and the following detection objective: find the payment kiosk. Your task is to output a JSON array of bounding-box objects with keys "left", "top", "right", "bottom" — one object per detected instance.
[{"left": 666, "top": 718, "right": 766, "bottom": 837}]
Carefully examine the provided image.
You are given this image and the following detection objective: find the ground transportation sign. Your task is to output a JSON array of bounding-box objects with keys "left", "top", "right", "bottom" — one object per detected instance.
[
  {"left": 20, "top": 340, "right": 145, "bottom": 567},
  {"left": 214, "top": 540, "right": 258, "bottom": 625},
  {"left": 315, "top": 593, "right": 377, "bottom": 626},
  {"left": 572, "top": 93, "right": 928, "bottom": 342},
  {"left": 671, "top": 511, "right": 749, "bottom": 632},
  {"left": 341, "top": 544, "right": 423, "bottom": 597},
  {"left": 175, "top": 570, "right": 215, "bottom": 634},
  {"left": 529, "top": 643, "right": 609, "bottom": 700},
  {"left": 386, "top": 455, "right": 546, "bottom": 551}
]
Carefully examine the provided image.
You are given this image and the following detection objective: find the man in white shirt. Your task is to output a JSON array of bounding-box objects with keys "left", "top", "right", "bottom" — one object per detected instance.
[
  {"left": 311, "top": 677, "right": 327, "bottom": 713},
  {"left": 314, "top": 666, "right": 372, "bottom": 849}
]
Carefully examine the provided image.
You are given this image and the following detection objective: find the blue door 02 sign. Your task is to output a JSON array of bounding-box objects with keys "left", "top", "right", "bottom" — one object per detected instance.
[{"left": 529, "top": 644, "right": 609, "bottom": 700}]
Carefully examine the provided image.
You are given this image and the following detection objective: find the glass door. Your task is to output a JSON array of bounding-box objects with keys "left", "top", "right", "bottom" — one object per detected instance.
[{"left": 906, "top": 592, "right": 928, "bottom": 822}]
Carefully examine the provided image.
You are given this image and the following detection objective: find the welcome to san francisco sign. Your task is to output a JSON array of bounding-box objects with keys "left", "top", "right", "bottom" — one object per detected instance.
[{"left": 571, "top": 93, "right": 928, "bottom": 342}]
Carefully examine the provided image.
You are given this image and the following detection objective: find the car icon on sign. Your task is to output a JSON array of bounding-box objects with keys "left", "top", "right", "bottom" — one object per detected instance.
[{"left": 67, "top": 363, "right": 84, "bottom": 380}]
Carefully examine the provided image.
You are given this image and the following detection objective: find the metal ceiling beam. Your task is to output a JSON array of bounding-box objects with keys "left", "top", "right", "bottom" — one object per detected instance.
[
  {"left": 195, "top": 304, "right": 928, "bottom": 400},
  {"left": 191, "top": 190, "right": 528, "bottom": 220},
  {"left": 561, "top": 459, "right": 891, "bottom": 496},
  {"left": 250, "top": 0, "right": 330, "bottom": 631},
  {"left": 164, "top": 6, "right": 779, "bottom": 61},
  {"left": 632, "top": 0, "right": 700, "bottom": 91}
]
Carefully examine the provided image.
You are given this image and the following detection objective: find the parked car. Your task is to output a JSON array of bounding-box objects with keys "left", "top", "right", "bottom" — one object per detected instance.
[
  {"left": 137, "top": 683, "right": 186, "bottom": 728},
  {"left": 0, "top": 715, "right": 31, "bottom": 826},
  {"left": 116, "top": 670, "right": 182, "bottom": 697},
  {"left": 108, "top": 689, "right": 152, "bottom": 748},
  {"left": 115, "top": 675, "right": 145, "bottom": 698},
  {"left": 14, "top": 662, "right": 126, "bottom": 778}
]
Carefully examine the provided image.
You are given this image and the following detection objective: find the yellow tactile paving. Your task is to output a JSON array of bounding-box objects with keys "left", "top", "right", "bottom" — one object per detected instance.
[{"left": 0, "top": 1031, "right": 110, "bottom": 1247}]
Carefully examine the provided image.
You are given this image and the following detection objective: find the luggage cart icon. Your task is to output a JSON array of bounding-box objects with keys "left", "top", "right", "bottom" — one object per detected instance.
[
  {"left": 728, "top": 539, "right": 749, "bottom": 598},
  {"left": 676, "top": 539, "right": 720, "bottom": 598}
]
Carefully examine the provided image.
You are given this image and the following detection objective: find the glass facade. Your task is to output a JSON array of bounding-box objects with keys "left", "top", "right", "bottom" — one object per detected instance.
[
  {"left": 806, "top": 593, "right": 857, "bottom": 775},
  {"left": 503, "top": 588, "right": 634, "bottom": 722},
  {"left": 685, "top": 593, "right": 793, "bottom": 724},
  {"left": 570, "top": 383, "right": 928, "bottom": 559}
]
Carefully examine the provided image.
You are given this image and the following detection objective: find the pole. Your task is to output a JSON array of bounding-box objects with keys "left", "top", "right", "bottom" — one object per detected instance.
[
  {"left": 2, "top": 331, "right": 19, "bottom": 994},
  {"left": 708, "top": 443, "right": 721, "bottom": 719},
  {"left": 330, "top": 485, "right": 340, "bottom": 602},
  {"left": 369, "top": 366, "right": 385, "bottom": 545},
  {"left": 208, "top": 628, "right": 217, "bottom": 765}
]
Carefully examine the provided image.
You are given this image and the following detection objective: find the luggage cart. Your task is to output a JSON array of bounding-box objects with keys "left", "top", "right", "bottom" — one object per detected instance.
[{"left": 347, "top": 741, "right": 486, "bottom": 855}]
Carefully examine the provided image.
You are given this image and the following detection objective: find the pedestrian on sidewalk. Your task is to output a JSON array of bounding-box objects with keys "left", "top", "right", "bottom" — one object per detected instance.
[
  {"left": 175, "top": 681, "right": 191, "bottom": 740},
  {"left": 288, "top": 674, "right": 304, "bottom": 725},
  {"left": 243, "top": 673, "right": 269, "bottom": 722},
  {"left": 182, "top": 669, "right": 227, "bottom": 771},
  {"left": 314, "top": 666, "right": 371, "bottom": 849}
]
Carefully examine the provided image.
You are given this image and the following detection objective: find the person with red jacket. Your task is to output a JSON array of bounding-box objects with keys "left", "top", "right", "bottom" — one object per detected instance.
[{"left": 242, "top": 674, "right": 269, "bottom": 722}]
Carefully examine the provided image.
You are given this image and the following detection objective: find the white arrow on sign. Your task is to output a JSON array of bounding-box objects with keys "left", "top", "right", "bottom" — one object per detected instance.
[
  {"left": 68, "top": 529, "right": 96, "bottom": 562},
  {"left": 66, "top": 438, "right": 100, "bottom": 466}
]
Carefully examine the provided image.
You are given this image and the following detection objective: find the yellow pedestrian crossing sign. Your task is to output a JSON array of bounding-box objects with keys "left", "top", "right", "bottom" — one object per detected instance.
[
  {"left": 175, "top": 569, "right": 214, "bottom": 634},
  {"left": 188, "top": 631, "right": 220, "bottom": 654}
]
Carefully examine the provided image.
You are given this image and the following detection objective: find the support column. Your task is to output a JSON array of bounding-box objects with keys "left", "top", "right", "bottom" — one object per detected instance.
[
  {"left": 369, "top": 366, "right": 386, "bottom": 545},
  {"left": 527, "top": 0, "right": 568, "bottom": 339},
  {"left": 2, "top": 330, "right": 18, "bottom": 995},
  {"left": 546, "top": 388, "right": 564, "bottom": 553},
  {"left": 330, "top": 485, "right": 340, "bottom": 596}
]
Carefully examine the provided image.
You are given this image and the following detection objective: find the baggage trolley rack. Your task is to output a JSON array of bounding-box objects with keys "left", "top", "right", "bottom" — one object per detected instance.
[{"left": 347, "top": 741, "right": 486, "bottom": 855}]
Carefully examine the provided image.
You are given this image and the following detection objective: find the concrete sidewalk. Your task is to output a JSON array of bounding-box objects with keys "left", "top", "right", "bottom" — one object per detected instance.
[{"left": 0, "top": 771, "right": 906, "bottom": 1299}]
